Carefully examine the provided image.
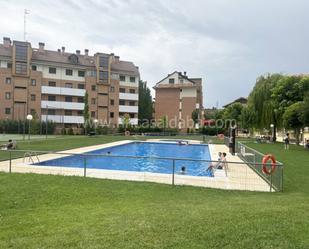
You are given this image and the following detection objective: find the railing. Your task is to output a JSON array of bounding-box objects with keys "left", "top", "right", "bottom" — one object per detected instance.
[
  {"left": 235, "top": 142, "right": 283, "bottom": 192},
  {"left": 0, "top": 148, "right": 283, "bottom": 192}
]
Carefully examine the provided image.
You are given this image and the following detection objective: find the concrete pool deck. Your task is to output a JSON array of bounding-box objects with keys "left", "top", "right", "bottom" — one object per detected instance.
[{"left": 0, "top": 140, "right": 272, "bottom": 192}]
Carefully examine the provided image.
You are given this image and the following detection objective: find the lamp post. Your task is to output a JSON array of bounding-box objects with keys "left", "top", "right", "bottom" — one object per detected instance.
[
  {"left": 27, "top": 114, "right": 33, "bottom": 140},
  {"left": 300, "top": 129, "right": 303, "bottom": 145},
  {"left": 270, "top": 124, "right": 274, "bottom": 142},
  {"left": 94, "top": 119, "right": 98, "bottom": 135}
]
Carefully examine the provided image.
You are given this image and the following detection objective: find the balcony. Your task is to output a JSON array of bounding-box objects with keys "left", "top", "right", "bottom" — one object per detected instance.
[
  {"left": 41, "top": 115, "right": 84, "bottom": 124},
  {"left": 119, "top": 92, "right": 138, "bottom": 101},
  {"left": 41, "top": 101, "right": 84, "bottom": 110},
  {"left": 41, "top": 86, "right": 86, "bottom": 97},
  {"left": 118, "top": 118, "right": 138, "bottom": 125},
  {"left": 119, "top": 105, "right": 138, "bottom": 113}
]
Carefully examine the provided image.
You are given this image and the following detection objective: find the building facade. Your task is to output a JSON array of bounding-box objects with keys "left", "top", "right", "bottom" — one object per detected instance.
[
  {"left": 154, "top": 71, "right": 203, "bottom": 129},
  {"left": 0, "top": 37, "right": 139, "bottom": 133}
]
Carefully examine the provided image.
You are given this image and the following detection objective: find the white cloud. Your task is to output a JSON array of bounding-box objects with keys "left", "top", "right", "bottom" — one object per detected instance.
[{"left": 1, "top": 0, "right": 309, "bottom": 107}]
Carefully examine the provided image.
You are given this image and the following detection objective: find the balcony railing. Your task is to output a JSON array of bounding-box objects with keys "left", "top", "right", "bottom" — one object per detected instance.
[
  {"left": 41, "top": 86, "right": 86, "bottom": 97},
  {"left": 41, "top": 101, "right": 84, "bottom": 110}
]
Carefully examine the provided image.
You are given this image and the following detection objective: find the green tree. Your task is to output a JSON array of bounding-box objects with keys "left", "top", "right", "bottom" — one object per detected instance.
[
  {"left": 240, "top": 106, "right": 255, "bottom": 134},
  {"left": 301, "top": 93, "right": 309, "bottom": 126},
  {"left": 191, "top": 109, "right": 199, "bottom": 125},
  {"left": 138, "top": 80, "right": 153, "bottom": 124},
  {"left": 248, "top": 74, "right": 284, "bottom": 141},
  {"left": 122, "top": 113, "right": 130, "bottom": 130},
  {"left": 283, "top": 102, "right": 305, "bottom": 145},
  {"left": 83, "top": 91, "right": 90, "bottom": 135}
]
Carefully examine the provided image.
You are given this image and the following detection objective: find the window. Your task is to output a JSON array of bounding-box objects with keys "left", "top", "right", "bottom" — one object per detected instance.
[
  {"left": 65, "top": 69, "right": 73, "bottom": 76},
  {"left": 78, "top": 70, "right": 85, "bottom": 77},
  {"left": 7, "top": 63, "right": 12, "bottom": 69},
  {"left": 49, "top": 67, "right": 56, "bottom": 74},
  {"left": 31, "top": 65, "right": 37, "bottom": 71},
  {"left": 65, "top": 96, "right": 72, "bottom": 102},
  {"left": 169, "top": 78, "right": 175, "bottom": 84},
  {"left": 91, "top": 85, "right": 96, "bottom": 91},
  {"left": 120, "top": 75, "right": 125, "bottom": 81},
  {"left": 15, "top": 43, "right": 28, "bottom": 61},
  {"left": 129, "top": 113, "right": 135, "bottom": 118},
  {"left": 110, "top": 86, "right": 115, "bottom": 92},
  {"left": 91, "top": 111, "right": 96, "bottom": 118},
  {"left": 15, "top": 62, "right": 27, "bottom": 74},
  {"left": 77, "top": 110, "right": 83, "bottom": 116},
  {"left": 30, "top": 94, "right": 36, "bottom": 101},
  {"left": 48, "top": 95, "right": 56, "bottom": 101},
  {"left": 129, "top": 89, "right": 135, "bottom": 94},
  {"left": 5, "top": 92, "right": 11, "bottom": 100},
  {"left": 110, "top": 99, "right": 114, "bottom": 105},
  {"left": 119, "top": 88, "right": 125, "bottom": 93},
  {"left": 99, "top": 56, "right": 109, "bottom": 68},
  {"left": 110, "top": 112, "right": 114, "bottom": 118},
  {"left": 77, "top": 97, "right": 84, "bottom": 103},
  {"left": 47, "top": 109, "right": 56, "bottom": 115},
  {"left": 91, "top": 98, "right": 96, "bottom": 104},
  {"left": 119, "top": 100, "right": 125, "bottom": 105},
  {"left": 99, "top": 71, "right": 109, "bottom": 82},
  {"left": 65, "top": 110, "right": 72, "bottom": 116},
  {"left": 129, "top": 101, "right": 135, "bottom": 106},
  {"left": 31, "top": 79, "right": 36, "bottom": 86},
  {"left": 130, "top": 76, "right": 135, "bottom": 83},
  {"left": 48, "top": 81, "right": 56, "bottom": 87},
  {"left": 5, "top": 78, "right": 11, "bottom": 84},
  {"left": 65, "top": 83, "right": 73, "bottom": 88},
  {"left": 78, "top": 84, "right": 85, "bottom": 89},
  {"left": 5, "top": 108, "right": 11, "bottom": 114},
  {"left": 86, "top": 70, "right": 96, "bottom": 77}
]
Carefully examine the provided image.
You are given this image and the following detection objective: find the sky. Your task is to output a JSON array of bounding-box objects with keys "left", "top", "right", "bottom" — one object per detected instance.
[{"left": 0, "top": 0, "right": 309, "bottom": 108}]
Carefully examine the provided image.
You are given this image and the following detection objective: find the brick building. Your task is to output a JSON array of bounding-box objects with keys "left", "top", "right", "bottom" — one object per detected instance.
[
  {"left": 154, "top": 71, "right": 203, "bottom": 129},
  {"left": 0, "top": 37, "right": 139, "bottom": 133}
]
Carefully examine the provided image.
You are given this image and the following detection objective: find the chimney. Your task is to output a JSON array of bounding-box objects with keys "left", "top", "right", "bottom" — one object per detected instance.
[
  {"left": 84, "top": 49, "right": 89, "bottom": 56},
  {"left": 114, "top": 55, "right": 120, "bottom": 62},
  {"left": 183, "top": 71, "right": 187, "bottom": 76},
  {"left": 38, "top": 42, "right": 45, "bottom": 52},
  {"left": 3, "top": 37, "right": 11, "bottom": 47},
  {"left": 57, "top": 48, "right": 61, "bottom": 53},
  {"left": 61, "top": 46, "right": 65, "bottom": 53},
  {"left": 76, "top": 50, "right": 80, "bottom": 55}
]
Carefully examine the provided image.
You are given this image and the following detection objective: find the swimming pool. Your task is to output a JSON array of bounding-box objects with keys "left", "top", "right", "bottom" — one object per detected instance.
[{"left": 35, "top": 142, "right": 213, "bottom": 176}]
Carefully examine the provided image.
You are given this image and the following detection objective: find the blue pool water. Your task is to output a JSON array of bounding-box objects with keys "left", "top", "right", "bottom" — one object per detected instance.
[{"left": 35, "top": 142, "right": 213, "bottom": 176}]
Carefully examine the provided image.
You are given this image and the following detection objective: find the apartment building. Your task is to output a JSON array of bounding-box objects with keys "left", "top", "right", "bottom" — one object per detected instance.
[
  {"left": 154, "top": 71, "right": 203, "bottom": 129},
  {"left": 0, "top": 37, "right": 139, "bottom": 132}
]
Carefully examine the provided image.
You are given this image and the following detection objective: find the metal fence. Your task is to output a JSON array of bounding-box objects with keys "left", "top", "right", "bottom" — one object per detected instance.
[
  {"left": 235, "top": 142, "right": 283, "bottom": 192},
  {"left": 0, "top": 147, "right": 283, "bottom": 192}
]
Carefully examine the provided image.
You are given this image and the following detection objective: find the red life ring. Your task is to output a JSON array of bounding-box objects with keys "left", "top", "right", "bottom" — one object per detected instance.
[{"left": 262, "top": 154, "right": 276, "bottom": 175}]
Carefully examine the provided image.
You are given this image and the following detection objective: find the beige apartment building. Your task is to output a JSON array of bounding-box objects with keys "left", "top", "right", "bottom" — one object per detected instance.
[
  {"left": 154, "top": 71, "right": 203, "bottom": 129},
  {"left": 0, "top": 37, "right": 139, "bottom": 132}
]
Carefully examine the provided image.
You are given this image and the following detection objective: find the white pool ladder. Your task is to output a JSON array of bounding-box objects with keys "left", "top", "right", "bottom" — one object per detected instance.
[{"left": 23, "top": 151, "right": 40, "bottom": 164}]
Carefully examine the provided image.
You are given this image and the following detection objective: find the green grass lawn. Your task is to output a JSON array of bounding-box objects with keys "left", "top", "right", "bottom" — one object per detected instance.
[{"left": 0, "top": 138, "right": 308, "bottom": 248}]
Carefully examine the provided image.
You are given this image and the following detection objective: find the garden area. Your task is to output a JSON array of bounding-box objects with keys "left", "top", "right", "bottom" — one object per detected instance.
[{"left": 0, "top": 136, "right": 308, "bottom": 248}]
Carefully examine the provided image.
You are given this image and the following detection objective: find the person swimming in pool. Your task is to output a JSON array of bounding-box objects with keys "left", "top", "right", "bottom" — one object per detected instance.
[{"left": 180, "top": 166, "right": 186, "bottom": 174}]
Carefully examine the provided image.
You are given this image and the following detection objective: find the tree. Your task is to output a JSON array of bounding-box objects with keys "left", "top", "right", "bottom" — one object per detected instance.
[
  {"left": 301, "top": 92, "right": 309, "bottom": 126},
  {"left": 240, "top": 106, "right": 255, "bottom": 134},
  {"left": 191, "top": 109, "right": 199, "bottom": 126},
  {"left": 83, "top": 91, "right": 90, "bottom": 134},
  {"left": 283, "top": 102, "right": 305, "bottom": 145},
  {"left": 122, "top": 113, "right": 130, "bottom": 130},
  {"left": 248, "top": 74, "right": 284, "bottom": 141},
  {"left": 138, "top": 80, "right": 153, "bottom": 125}
]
